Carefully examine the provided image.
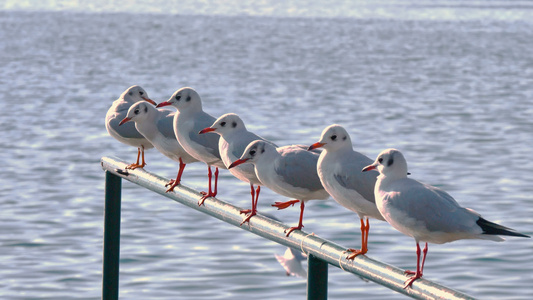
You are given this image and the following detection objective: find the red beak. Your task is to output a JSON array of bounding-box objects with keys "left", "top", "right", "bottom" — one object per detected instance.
[
  {"left": 119, "top": 117, "right": 131, "bottom": 126},
  {"left": 362, "top": 165, "right": 376, "bottom": 172},
  {"left": 142, "top": 97, "right": 157, "bottom": 105},
  {"left": 228, "top": 158, "right": 249, "bottom": 169},
  {"left": 156, "top": 101, "right": 171, "bottom": 108},
  {"left": 199, "top": 127, "right": 216, "bottom": 134},
  {"left": 307, "top": 142, "right": 326, "bottom": 151}
]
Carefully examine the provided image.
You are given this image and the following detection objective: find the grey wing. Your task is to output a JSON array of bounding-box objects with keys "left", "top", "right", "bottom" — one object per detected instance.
[
  {"left": 390, "top": 180, "right": 475, "bottom": 233},
  {"left": 188, "top": 112, "right": 221, "bottom": 158},
  {"left": 276, "top": 146, "right": 323, "bottom": 192},
  {"left": 333, "top": 152, "right": 376, "bottom": 202},
  {"left": 156, "top": 110, "right": 176, "bottom": 140},
  {"left": 107, "top": 113, "right": 145, "bottom": 139}
]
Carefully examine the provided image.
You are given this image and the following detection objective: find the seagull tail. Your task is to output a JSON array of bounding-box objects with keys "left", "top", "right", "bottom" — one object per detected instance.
[{"left": 476, "top": 217, "right": 530, "bottom": 238}]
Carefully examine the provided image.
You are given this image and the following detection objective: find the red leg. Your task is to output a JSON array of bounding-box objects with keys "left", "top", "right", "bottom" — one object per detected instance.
[
  {"left": 213, "top": 167, "right": 219, "bottom": 197},
  {"left": 404, "top": 242, "right": 428, "bottom": 289},
  {"left": 199, "top": 166, "right": 219, "bottom": 206},
  {"left": 126, "top": 147, "right": 142, "bottom": 169},
  {"left": 241, "top": 185, "right": 261, "bottom": 225},
  {"left": 285, "top": 200, "right": 305, "bottom": 236},
  {"left": 346, "top": 218, "right": 369, "bottom": 260},
  {"left": 240, "top": 184, "right": 256, "bottom": 215},
  {"left": 165, "top": 158, "right": 186, "bottom": 193},
  {"left": 140, "top": 145, "right": 147, "bottom": 167}
]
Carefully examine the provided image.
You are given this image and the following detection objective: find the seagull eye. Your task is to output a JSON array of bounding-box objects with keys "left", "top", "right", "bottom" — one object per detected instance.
[
  {"left": 220, "top": 121, "right": 226, "bottom": 127},
  {"left": 331, "top": 135, "right": 337, "bottom": 141},
  {"left": 134, "top": 108, "right": 140, "bottom": 115},
  {"left": 250, "top": 149, "right": 256, "bottom": 156},
  {"left": 378, "top": 157, "right": 383, "bottom": 164},
  {"left": 176, "top": 95, "right": 181, "bottom": 101},
  {"left": 139, "top": 91, "right": 144, "bottom": 96}
]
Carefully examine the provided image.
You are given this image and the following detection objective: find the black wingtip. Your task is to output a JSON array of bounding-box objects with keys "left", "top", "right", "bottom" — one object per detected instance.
[{"left": 476, "top": 217, "right": 530, "bottom": 238}]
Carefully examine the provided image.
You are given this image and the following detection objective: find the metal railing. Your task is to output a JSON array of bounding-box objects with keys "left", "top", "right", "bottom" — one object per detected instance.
[{"left": 101, "top": 156, "right": 476, "bottom": 300}]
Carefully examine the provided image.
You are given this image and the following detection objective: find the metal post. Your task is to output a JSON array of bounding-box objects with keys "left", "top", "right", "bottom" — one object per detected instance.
[
  {"left": 307, "top": 254, "right": 328, "bottom": 300},
  {"left": 103, "top": 171, "right": 122, "bottom": 300}
]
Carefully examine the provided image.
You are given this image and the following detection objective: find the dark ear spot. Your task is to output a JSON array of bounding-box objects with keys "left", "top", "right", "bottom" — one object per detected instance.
[
  {"left": 144, "top": 106, "right": 148, "bottom": 113},
  {"left": 186, "top": 96, "right": 191, "bottom": 102},
  {"left": 387, "top": 157, "right": 394, "bottom": 167},
  {"left": 261, "top": 148, "right": 265, "bottom": 153},
  {"left": 342, "top": 136, "right": 347, "bottom": 141},
  {"left": 232, "top": 121, "right": 237, "bottom": 128}
]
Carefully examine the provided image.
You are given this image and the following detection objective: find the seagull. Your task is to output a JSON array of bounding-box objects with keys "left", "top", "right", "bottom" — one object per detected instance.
[
  {"left": 156, "top": 87, "right": 226, "bottom": 206},
  {"left": 105, "top": 85, "right": 157, "bottom": 169},
  {"left": 229, "top": 140, "right": 329, "bottom": 236},
  {"left": 199, "top": 113, "right": 277, "bottom": 225},
  {"left": 308, "top": 124, "right": 385, "bottom": 259},
  {"left": 362, "top": 148, "right": 530, "bottom": 288},
  {"left": 118, "top": 101, "right": 198, "bottom": 192},
  {"left": 275, "top": 247, "right": 307, "bottom": 278}
]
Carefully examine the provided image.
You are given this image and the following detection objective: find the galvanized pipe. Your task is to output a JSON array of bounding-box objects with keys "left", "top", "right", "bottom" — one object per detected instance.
[
  {"left": 101, "top": 156, "right": 476, "bottom": 300},
  {"left": 102, "top": 171, "right": 122, "bottom": 300},
  {"left": 307, "top": 254, "right": 328, "bottom": 300}
]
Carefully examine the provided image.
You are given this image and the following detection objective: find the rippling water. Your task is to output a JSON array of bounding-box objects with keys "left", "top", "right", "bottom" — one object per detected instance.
[{"left": 1, "top": 2, "right": 533, "bottom": 299}]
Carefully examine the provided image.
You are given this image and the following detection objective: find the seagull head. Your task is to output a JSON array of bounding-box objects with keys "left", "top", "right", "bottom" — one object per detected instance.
[
  {"left": 156, "top": 87, "right": 202, "bottom": 112},
  {"left": 119, "top": 102, "right": 153, "bottom": 126},
  {"left": 362, "top": 148, "right": 409, "bottom": 179},
  {"left": 308, "top": 124, "right": 352, "bottom": 152},
  {"left": 122, "top": 85, "right": 156, "bottom": 105},
  {"left": 199, "top": 113, "right": 245, "bottom": 136},
  {"left": 228, "top": 140, "right": 270, "bottom": 169}
]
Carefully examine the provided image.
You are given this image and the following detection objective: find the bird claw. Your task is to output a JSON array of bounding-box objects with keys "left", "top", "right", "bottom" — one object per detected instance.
[
  {"left": 198, "top": 191, "right": 216, "bottom": 206},
  {"left": 403, "top": 271, "right": 422, "bottom": 289},
  {"left": 165, "top": 180, "right": 179, "bottom": 193},
  {"left": 345, "top": 248, "right": 367, "bottom": 260},
  {"left": 125, "top": 162, "right": 145, "bottom": 170},
  {"left": 272, "top": 200, "right": 300, "bottom": 210},
  {"left": 239, "top": 211, "right": 256, "bottom": 226},
  {"left": 284, "top": 225, "right": 303, "bottom": 237}
]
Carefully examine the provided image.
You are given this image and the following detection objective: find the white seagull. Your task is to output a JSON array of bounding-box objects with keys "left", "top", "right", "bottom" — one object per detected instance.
[
  {"left": 229, "top": 140, "right": 329, "bottom": 236},
  {"left": 308, "top": 124, "right": 385, "bottom": 259},
  {"left": 156, "top": 87, "right": 226, "bottom": 205},
  {"left": 199, "top": 113, "right": 277, "bottom": 225},
  {"left": 118, "top": 102, "right": 199, "bottom": 192},
  {"left": 105, "top": 85, "right": 157, "bottom": 169},
  {"left": 362, "top": 148, "right": 530, "bottom": 288}
]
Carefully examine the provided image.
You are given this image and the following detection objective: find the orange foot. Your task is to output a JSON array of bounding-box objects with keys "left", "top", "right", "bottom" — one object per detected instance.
[
  {"left": 403, "top": 271, "right": 422, "bottom": 289},
  {"left": 125, "top": 162, "right": 145, "bottom": 170},
  {"left": 198, "top": 191, "right": 216, "bottom": 206},
  {"left": 165, "top": 179, "right": 179, "bottom": 193},
  {"left": 272, "top": 200, "right": 300, "bottom": 210},
  {"left": 240, "top": 211, "right": 257, "bottom": 226},
  {"left": 345, "top": 248, "right": 367, "bottom": 260},
  {"left": 284, "top": 225, "right": 303, "bottom": 237}
]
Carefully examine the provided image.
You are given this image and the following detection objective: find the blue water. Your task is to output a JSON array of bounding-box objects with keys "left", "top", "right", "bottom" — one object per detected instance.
[{"left": 1, "top": 1, "right": 533, "bottom": 299}]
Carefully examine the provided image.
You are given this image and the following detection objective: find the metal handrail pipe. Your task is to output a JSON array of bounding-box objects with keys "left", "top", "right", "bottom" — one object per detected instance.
[{"left": 101, "top": 156, "right": 475, "bottom": 300}]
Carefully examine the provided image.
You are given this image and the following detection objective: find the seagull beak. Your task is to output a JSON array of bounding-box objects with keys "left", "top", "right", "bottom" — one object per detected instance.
[
  {"left": 228, "top": 158, "right": 249, "bottom": 169},
  {"left": 119, "top": 117, "right": 131, "bottom": 126},
  {"left": 156, "top": 101, "right": 171, "bottom": 108},
  {"left": 142, "top": 97, "right": 157, "bottom": 105},
  {"left": 307, "top": 142, "right": 326, "bottom": 151},
  {"left": 362, "top": 164, "right": 376, "bottom": 172},
  {"left": 199, "top": 127, "right": 216, "bottom": 134}
]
